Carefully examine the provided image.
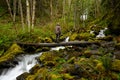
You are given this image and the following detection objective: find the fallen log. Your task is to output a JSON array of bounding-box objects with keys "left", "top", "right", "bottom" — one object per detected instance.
[{"left": 16, "top": 41, "right": 100, "bottom": 47}]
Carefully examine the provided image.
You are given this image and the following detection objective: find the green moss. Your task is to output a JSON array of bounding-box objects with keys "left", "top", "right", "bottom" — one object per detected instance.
[
  {"left": 80, "top": 77, "right": 88, "bottom": 80},
  {"left": 35, "top": 37, "right": 43, "bottom": 43},
  {"left": 0, "top": 43, "right": 23, "bottom": 63},
  {"left": 17, "top": 72, "right": 30, "bottom": 80},
  {"left": 26, "top": 75, "right": 36, "bottom": 80},
  {"left": 67, "top": 57, "right": 75, "bottom": 64},
  {"left": 84, "top": 49, "right": 92, "bottom": 58},
  {"left": 111, "top": 72, "right": 119, "bottom": 80},
  {"left": 39, "top": 51, "right": 60, "bottom": 67},
  {"left": 44, "top": 37, "right": 52, "bottom": 43},
  {"left": 94, "top": 60, "right": 105, "bottom": 72},
  {"left": 78, "top": 32, "right": 95, "bottom": 41},
  {"left": 69, "top": 33, "right": 78, "bottom": 41},
  {"left": 49, "top": 73, "right": 63, "bottom": 80},
  {"left": 29, "top": 64, "right": 40, "bottom": 74},
  {"left": 62, "top": 73, "right": 74, "bottom": 79},
  {"left": 111, "top": 59, "right": 120, "bottom": 72}
]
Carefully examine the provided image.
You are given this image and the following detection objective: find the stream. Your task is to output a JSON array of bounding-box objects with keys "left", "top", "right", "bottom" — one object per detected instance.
[
  {"left": 0, "top": 29, "right": 105, "bottom": 80},
  {"left": 0, "top": 53, "right": 42, "bottom": 80},
  {"left": 0, "top": 37, "right": 70, "bottom": 80}
]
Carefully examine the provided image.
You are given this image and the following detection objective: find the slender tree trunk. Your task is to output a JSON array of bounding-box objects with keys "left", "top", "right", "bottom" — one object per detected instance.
[
  {"left": 30, "top": 0, "right": 33, "bottom": 18},
  {"left": 63, "top": 0, "right": 66, "bottom": 24},
  {"left": 26, "top": 0, "right": 31, "bottom": 32},
  {"left": 13, "top": 0, "right": 17, "bottom": 23},
  {"left": 68, "top": 0, "right": 71, "bottom": 9},
  {"left": 6, "top": 0, "right": 13, "bottom": 20},
  {"left": 74, "top": 0, "right": 77, "bottom": 29},
  {"left": 50, "top": 0, "right": 53, "bottom": 20},
  {"left": 19, "top": 0, "right": 24, "bottom": 31},
  {"left": 31, "top": 0, "right": 36, "bottom": 29}
]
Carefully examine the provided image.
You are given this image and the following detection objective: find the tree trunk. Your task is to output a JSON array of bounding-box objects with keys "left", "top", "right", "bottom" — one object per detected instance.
[
  {"left": 19, "top": 0, "right": 24, "bottom": 31},
  {"left": 63, "top": 0, "right": 66, "bottom": 24},
  {"left": 31, "top": 0, "right": 36, "bottom": 30},
  {"left": 13, "top": 0, "right": 16, "bottom": 23},
  {"left": 16, "top": 41, "right": 100, "bottom": 47},
  {"left": 6, "top": 0, "right": 13, "bottom": 20},
  {"left": 50, "top": 0, "right": 53, "bottom": 20},
  {"left": 74, "top": 0, "right": 77, "bottom": 29},
  {"left": 26, "top": 0, "right": 31, "bottom": 32}
]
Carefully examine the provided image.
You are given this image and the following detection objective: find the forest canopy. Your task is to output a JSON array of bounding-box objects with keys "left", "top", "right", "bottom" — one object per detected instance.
[{"left": 0, "top": 0, "right": 120, "bottom": 35}]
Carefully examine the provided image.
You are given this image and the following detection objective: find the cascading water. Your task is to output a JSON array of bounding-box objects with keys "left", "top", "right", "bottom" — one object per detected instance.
[
  {"left": 51, "top": 37, "right": 70, "bottom": 51},
  {"left": 0, "top": 37, "right": 69, "bottom": 80},
  {"left": 0, "top": 53, "right": 42, "bottom": 80},
  {"left": 96, "top": 27, "right": 107, "bottom": 38},
  {"left": 90, "top": 28, "right": 107, "bottom": 38}
]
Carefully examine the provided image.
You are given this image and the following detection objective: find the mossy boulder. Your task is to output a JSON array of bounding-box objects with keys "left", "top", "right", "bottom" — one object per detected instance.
[
  {"left": 43, "top": 37, "right": 52, "bottom": 43},
  {"left": 77, "top": 32, "right": 95, "bottom": 41},
  {"left": 111, "top": 59, "right": 120, "bottom": 72},
  {"left": 94, "top": 59, "right": 105, "bottom": 72},
  {"left": 35, "top": 37, "right": 44, "bottom": 43},
  {"left": 83, "top": 49, "right": 93, "bottom": 58},
  {"left": 16, "top": 72, "right": 30, "bottom": 80},
  {"left": 39, "top": 51, "right": 60, "bottom": 66},
  {"left": 115, "top": 43, "right": 120, "bottom": 50},
  {"left": 62, "top": 73, "right": 74, "bottom": 79},
  {"left": 26, "top": 75, "right": 36, "bottom": 80},
  {"left": 69, "top": 33, "right": 78, "bottom": 41},
  {"left": 74, "top": 58, "right": 96, "bottom": 78},
  {"left": 34, "top": 68, "right": 49, "bottom": 80},
  {"left": 110, "top": 72, "right": 119, "bottom": 80},
  {"left": 48, "top": 72, "right": 63, "bottom": 80},
  {"left": 29, "top": 64, "right": 41, "bottom": 74},
  {"left": 0, "top": 43, "right": 23, "bottom": 68}
]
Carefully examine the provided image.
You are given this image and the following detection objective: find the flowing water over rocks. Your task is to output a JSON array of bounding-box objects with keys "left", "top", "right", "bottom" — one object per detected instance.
[
  {"left": 0, "top": 53, "right": 42, "bottom": 80},
  {"left": 0, "top": 37, "right": 70, "bottom": 80}
]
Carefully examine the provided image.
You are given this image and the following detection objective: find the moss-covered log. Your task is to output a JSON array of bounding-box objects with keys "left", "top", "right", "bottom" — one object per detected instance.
[{"left": 16, "top": 41, "right": 100, "bottom": 47}]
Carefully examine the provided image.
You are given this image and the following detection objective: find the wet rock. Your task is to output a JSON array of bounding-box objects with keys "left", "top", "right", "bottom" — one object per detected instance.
[
  {"left": 16, "top": 72, "right": 30, "bottom": 80},
  {"left": 90, "top": 44, "right": 100, "bottom": 50},
  {"left": 97, "top": 35, "right": 113, "bottom": 41},
  {"left": 115, "top": 43, "right": 120, "bottom": 50},
  {"left": 101, "top": 42, "right": 115, "bottom": 48},
  {"left": 115, "top": 36, "right": 120, "bottom": 43},
  {"left": 29, "top": 64, "right": 41, "bottom": 74},
  {"left": 0, "top": 61, "right": 15, "bottom": 68},
  {"left": 114, "top": 51, "right": 120, "bottom": 59},
  {"left": 0, "top": 43, "right": 23, "bottom": 68},
  {"left": 13, "top": 57, "right": 19, "bottom": 65}
]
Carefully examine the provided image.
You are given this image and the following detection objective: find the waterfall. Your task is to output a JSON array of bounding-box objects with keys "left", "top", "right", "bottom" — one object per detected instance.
[
  {"left": 0, "top": 53, "right": 42, "bottom": 80},
  {"left": 90, "top": 28, "right": 107, "bottom": 38},
  {"left": 51, "top": 37, "right": 70, "bottom": 51},
  {"left": 0, "top": 37, "right": 70, "bottom": 80},
  {"left": 96, "top": 30, "right": 105, "bottom": 38}
]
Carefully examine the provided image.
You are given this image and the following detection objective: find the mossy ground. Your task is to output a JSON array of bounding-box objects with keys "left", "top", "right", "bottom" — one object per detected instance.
[{"left": 16, "top": 43, "right": 120, "bottom": 80}]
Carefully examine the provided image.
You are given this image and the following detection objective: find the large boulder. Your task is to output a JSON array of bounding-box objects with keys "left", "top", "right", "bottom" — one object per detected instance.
[{"left": 0, "top": 43, "right": 23, "bottom": 68}]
